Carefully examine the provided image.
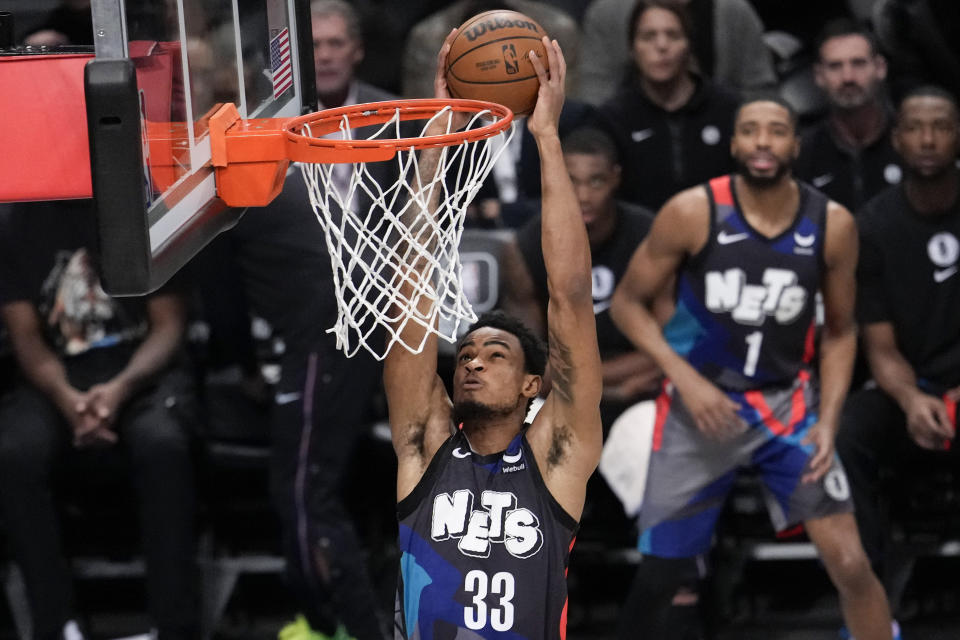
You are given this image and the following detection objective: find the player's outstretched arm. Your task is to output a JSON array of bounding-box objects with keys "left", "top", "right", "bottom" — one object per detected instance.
[
  {"left": 523, "top": 38, "right": 603, "bottom": 519},
  {"left": 383, "top": 30, "right": 464, "bottom": 500},
  {"left": 610, "top": 189, "right": 745, "bottom": 438}
]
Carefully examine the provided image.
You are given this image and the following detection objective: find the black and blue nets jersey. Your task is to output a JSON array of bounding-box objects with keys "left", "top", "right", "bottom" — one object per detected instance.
[
  {"left": 395, "top": 428, "right": 578, "bottom": 640},
  {"left": 667, "top": 175, "right": 828, "bottom": 391}
]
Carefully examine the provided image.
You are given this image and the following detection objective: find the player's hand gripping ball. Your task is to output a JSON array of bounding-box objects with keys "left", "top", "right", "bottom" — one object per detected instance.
[{"left": 445, "top": 10, "right": 550, "bottom": 116}]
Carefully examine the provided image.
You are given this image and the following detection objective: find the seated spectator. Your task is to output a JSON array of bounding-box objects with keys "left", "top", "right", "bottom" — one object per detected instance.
[
  {"left": 311, "top": 0, "right": 395, "bottom": 109},
  {"left": 511, "top": 127, "right": 663, "bottom": 548},
  {"left": 599, "top": 0, "right": 739, "bottom": 211},
  {"left": 794, "top": 19, "right": 902, "bottom": 211},
  {"left": 513, "top": 99, "right": 606, "bottom": 214},
  {"left": 576, "top": 0, "right": 776, "bottom": 106},
  {"left": 796, "top": 19, "right": 902, "bottom": 393},
  {"left": 794, "top": 20, "right": 902, "bottom": 210},
  {"left": 0, "top": 199, "right": 198, "bottom": 640},
  {"left": 400, "top": 0, "right": 581, "bottom": 100},
  {"left": 872, "top": 0, "right": 960, "bottom": 102},
  {"left": 837, "top": 86, "right": 960, "bottom": 607},
  {"left": 475, "top": 98, "right": 606, "bottom": 229}
]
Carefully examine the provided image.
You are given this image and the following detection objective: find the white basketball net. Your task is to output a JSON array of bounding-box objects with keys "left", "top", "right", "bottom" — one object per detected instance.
[{"left": 298, "top": 105, "right": 514, "bottom": 360}]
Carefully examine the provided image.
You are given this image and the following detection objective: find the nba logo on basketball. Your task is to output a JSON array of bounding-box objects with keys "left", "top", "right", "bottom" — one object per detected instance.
[{"left": 502, "top": 44, "right": 520, "bottom": 74}]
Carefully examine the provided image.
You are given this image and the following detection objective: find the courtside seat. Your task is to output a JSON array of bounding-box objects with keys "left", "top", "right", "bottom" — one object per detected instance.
[
  {"left": 0, "top": 363, "right": 284, "bottom": 640},
  {"left": 2, "top": 452, "right": 145, "bottom": 639},
  {"left": 880, "top": 459, "right": 960, "bottom": 614}
]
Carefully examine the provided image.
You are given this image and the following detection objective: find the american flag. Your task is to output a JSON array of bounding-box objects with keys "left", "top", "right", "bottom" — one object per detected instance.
[{"left": 270, "top": 28, "right": 293, "bottom": 99}]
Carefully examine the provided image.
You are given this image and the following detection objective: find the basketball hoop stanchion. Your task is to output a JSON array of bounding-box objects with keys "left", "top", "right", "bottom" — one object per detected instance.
[{"left": 208, "top": 98, "right": 515, "bottom": 359}]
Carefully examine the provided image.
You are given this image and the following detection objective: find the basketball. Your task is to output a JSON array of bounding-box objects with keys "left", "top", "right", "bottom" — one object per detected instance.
[{"left": 445, "top": 10, "right": 550, "bottom": 116}]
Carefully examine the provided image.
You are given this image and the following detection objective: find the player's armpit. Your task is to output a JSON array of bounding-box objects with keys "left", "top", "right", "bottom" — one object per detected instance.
[{"left": 393, "top": 388, "right": 454, "bottom": 501}]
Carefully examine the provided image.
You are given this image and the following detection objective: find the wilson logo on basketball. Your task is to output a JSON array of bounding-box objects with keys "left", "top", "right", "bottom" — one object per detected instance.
[{"left": 464, "top": 18, "right": 541, "bottom": 41}]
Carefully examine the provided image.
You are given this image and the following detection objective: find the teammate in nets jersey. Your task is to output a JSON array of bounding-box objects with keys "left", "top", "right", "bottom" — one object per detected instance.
[
  {"left": 384, "top": 34, "right": 603, "bottom": 640},
  {"left": 672, "top": 173, "right": 824, "bottom": 391},
  {"left": 610, "top": 98, "right": 894, "bottom": 639}
]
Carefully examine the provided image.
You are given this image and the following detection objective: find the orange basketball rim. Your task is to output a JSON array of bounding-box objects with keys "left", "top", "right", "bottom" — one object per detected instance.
[{"left": 208, "top": 98, "right": 513, "bottom": 208}]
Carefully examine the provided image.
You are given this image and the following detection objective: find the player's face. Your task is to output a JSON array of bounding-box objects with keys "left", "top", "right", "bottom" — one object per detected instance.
[
  {"left": 453, "top": 328, "right": 537, "bottom": 420},
  {"left": 815, "top": 35, "right": 887, "bottom": 110},
  {"left": 731, "top": 101, "right": 799, "bottom": 188},
  {"left": 894, "top": 96, "right": 960, "bottom": 179},
  {"left": 565, "top": 152, "right": 620, "bottom": 240},
  {"left": 631, "top": 7, "right": 690, "bottom": 85},
  {"left": 311, "top": 13, "right": 363, "bottom": 98}
]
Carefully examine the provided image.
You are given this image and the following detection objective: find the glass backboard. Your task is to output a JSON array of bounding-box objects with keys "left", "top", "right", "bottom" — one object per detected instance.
[{"left": 86, "top": 0, "right": 315, "bottom": 294}]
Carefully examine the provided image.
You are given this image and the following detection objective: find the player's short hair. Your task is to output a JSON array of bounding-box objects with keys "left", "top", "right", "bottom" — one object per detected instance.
[
  {"left": 813, "top": 18, "right": 881, "bottom": 60},
  {"left": 628, "top": 0, "right": 695, "bottom": 45},
  {"left": 458, "top": 310, "right": 547, "bottom": 377},
  {"left": 310, "top": 0, "right": 362, "bottom": 42},
  {"left": 897, "top": 85, "right": 960, "bottom": 122},
  {"left": 734, "top": 94, "right": 799, "bottom": 132},
  {"left": 561, "top": 127, "right": 620, "bottom": 166}
]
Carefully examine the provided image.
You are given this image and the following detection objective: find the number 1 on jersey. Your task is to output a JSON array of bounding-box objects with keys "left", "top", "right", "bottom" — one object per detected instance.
[{"left": 744, "top": 331, "right": 763, "bottom": 377}]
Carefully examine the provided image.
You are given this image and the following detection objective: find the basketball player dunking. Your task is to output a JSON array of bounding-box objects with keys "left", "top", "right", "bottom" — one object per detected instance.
[
  {"left": 610, "top": 97, "right": 894, "bottom": 639},
  {"left": 384, "top": 33, "right": 602, "bottom": 639}
]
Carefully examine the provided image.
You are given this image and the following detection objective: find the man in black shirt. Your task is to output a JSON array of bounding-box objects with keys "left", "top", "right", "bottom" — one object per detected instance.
[
  {"left": 794, "top": 19, "right": 902, "bottom": 211},
  {"left": 0, "top": 200, "right": 198, "bottom": 639},
  {"left": 837, "top": 86, "right": 960, "bottom": 602},
  {"left": 599, "top": 0, "right": 739, "bottom": 211}
]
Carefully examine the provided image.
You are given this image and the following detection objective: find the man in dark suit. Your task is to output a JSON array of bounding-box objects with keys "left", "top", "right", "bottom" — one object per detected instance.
[{"left": 311, "top": 0, "right": 395, "bottom": 109}]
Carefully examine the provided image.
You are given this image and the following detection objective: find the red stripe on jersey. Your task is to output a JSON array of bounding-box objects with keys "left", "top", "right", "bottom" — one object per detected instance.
[
  {"left": 786, "top": 370, "right": 811, "bottom": 433},
  {"left": 559, "top": 535, "right": 576, "bottom": 640},
  {"left": 777, "top": 523, "right": 806, "bottom": 539},
  {"left": 745, "top": 371, "right": 809, "bottom": 437},
  {"left": 802, "top": 320, "right": 816, "bottom": 364},
  {"left": 559, "top": 597, "right": 569, "bottom": 640},
  {"left": 709, "top": 175, "right": 734, "bottom": 206},
  {"left": 653, "top": 381, "right": 673, "bottom": 451},
  {"left": 744, "top": 389, "right": 790, "bottom": 436}
]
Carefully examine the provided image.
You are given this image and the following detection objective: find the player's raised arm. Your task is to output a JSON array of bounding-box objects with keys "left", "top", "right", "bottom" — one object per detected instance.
[
  {"left": 382, "top": 30, "right": 463, "bottom": 499},
  {"left": 523, "top": 38, "right": 603, "bottom": 516}
]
